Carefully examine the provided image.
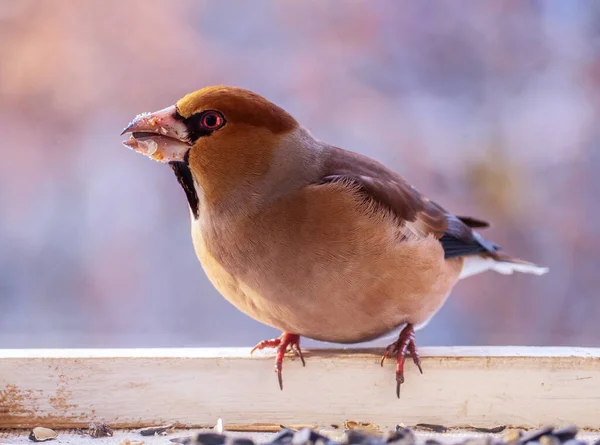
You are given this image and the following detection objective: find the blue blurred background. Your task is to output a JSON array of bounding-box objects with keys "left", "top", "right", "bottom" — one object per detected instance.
[{"left": 0, "top": 0, "right": 598, "bottom": 348}]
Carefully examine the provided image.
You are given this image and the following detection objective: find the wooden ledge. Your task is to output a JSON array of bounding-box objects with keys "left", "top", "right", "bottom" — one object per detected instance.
[{"left": 1, "top": 347, "right": 599, "bottom": 430}]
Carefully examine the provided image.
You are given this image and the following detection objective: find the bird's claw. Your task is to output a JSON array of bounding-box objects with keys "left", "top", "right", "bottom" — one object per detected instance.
[
  {"left": 250, "top": 338, "right": 281, "bottom": 354},
  {"left": 291, "top": 342, "right": 306, "bottom": 366},
  {"left": 380, "top": 323, "right": 422, "bottom": 398},
  {"left": 251, "top": 332, "right": 304, "bottom": 390}
]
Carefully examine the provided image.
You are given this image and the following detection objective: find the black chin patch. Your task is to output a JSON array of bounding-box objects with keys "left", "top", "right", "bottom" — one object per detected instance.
[{"left": 169, "top": 160, "right": 199, "bottom": 219}]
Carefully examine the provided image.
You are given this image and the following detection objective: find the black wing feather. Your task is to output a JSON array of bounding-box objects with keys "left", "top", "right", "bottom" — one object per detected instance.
[{"left": 440, "top": 216, "right": 500, "bottom": 259}]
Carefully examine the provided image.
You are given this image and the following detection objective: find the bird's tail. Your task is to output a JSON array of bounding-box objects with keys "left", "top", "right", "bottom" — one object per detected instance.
[{"left": 459, "top": 252, "right": 549, "bottom": 279}]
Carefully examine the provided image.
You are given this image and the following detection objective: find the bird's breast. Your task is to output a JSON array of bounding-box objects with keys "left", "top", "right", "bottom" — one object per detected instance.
[
  {"left": 190, "top": 223, "right": 272, "bottom": 324},
  {"left": 189, "top": 183, "right": 464, "bottom": 343}
]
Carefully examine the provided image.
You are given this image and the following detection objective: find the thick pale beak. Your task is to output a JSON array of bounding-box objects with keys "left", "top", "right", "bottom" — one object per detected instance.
[{"left": 121, "top": 105, "right": 191, "bottom": 163}]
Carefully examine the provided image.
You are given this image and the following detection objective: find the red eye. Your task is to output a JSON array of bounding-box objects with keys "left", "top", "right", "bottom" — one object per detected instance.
[{"left": 201, "top": 111, "right": 224, "bottom": 129}]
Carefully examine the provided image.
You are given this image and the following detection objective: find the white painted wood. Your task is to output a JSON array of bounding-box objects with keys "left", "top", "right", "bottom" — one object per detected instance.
[
  {"left": 1, "top": 346, "right": 599, "bottom": 358},
  {"left": 1, "top": 347, "right": 599, "bottom": 430}
]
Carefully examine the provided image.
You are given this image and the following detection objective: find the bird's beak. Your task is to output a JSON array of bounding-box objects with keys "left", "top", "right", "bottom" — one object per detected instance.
[{"left": 121, "top": 105, "right": 191, "bottom": 163}]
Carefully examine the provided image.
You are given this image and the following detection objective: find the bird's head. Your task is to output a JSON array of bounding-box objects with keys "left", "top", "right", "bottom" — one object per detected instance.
[{"left": 121, "top": 86, "right": 301, "bottom": 213}]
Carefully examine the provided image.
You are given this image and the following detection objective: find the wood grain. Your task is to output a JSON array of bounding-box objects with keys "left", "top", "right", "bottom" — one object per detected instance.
[{"left": 1, "top": 347, "right": 599, "bottom": 430}]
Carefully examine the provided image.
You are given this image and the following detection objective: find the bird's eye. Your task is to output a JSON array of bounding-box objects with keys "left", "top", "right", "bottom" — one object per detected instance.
[{"left": 200, "top": 111, "right": 224, "bottom": 130}]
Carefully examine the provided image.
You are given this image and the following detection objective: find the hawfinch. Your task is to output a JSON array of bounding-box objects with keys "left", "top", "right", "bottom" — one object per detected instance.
[{"left": 121, "top": 86, "right": 548, "bottom": 396}]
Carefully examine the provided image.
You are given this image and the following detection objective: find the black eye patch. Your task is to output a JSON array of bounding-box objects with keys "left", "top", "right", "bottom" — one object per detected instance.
[
  {"left": 182, "top": 114, "right": 214, "bottom": 143},
  {"left": 173, "top": 108, "right": 224, "bottom": 144}
]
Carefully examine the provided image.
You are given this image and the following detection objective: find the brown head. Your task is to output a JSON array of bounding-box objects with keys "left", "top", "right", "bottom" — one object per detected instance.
[{"left": 121, "top": 86, "right": 300, "bottom": 215}]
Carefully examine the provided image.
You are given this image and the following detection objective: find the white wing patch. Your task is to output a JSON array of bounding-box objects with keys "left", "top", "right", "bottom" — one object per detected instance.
[{"left": 460, "top": 256, "right": 549, "bottom": 279}]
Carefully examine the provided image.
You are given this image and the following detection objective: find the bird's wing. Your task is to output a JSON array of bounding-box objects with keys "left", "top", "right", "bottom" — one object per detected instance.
[
  {"left": 317, "top": 146, "right": 499, "bottom": 259},
  {"left": 455, "top": 215, "right": 490, "bottom": 229}
]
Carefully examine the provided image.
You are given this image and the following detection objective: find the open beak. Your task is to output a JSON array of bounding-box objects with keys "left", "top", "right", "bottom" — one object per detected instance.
[{"left": 121, "top": 105, "right": 191, "bottom": 163}]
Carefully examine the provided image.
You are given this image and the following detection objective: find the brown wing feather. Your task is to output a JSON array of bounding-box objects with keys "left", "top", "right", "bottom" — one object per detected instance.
[{"left": 319, "top": 147, "right": 498, "bottom": 259}]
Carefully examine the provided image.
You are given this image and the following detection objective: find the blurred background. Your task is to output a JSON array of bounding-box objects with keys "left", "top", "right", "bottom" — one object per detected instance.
[{"left": 0, "top": 0, "right": 598, "bottom": 349}]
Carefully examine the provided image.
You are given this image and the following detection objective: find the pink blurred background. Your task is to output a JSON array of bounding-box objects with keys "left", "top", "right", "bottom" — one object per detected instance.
[{"left": 1, "top": 1, "right": 598, "bottom": 349}]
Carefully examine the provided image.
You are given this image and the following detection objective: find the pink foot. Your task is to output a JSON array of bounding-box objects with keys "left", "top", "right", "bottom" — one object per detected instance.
[
  {"left": 380, "top": 323, "right": 423, "bottom": 397},
  {"left": 251, "top": 332, "right": 305, "bottom": 390}
]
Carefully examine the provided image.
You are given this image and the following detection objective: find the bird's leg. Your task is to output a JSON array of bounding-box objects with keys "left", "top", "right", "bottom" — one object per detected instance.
[
  {"left": 250, "top": 332, "right": 305, "bottom": 390},
  {"left": 380, "top": 323, "right": 423, "bottom": 398}
]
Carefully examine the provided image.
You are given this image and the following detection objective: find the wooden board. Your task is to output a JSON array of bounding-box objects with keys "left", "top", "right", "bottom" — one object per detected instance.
[{"left": 1, "top": 347, "right": 599, "bottom": 430}]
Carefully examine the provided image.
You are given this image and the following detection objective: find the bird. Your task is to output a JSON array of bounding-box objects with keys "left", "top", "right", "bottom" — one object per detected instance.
[{"left": 121, "top": 85, "right": 548, "bottom": 397}]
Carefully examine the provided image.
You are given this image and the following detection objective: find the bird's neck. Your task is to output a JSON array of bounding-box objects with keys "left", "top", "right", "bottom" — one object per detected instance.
[{"left": 185, "top": 127, "right": 325, "bottom": 219}]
